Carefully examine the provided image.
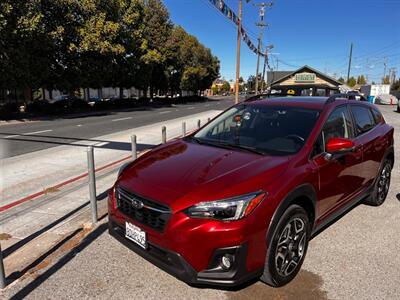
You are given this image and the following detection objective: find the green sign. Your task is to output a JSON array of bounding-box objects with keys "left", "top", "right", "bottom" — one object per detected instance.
[{"left": 295, "top": 73, "right": 316, "bottom": 83}]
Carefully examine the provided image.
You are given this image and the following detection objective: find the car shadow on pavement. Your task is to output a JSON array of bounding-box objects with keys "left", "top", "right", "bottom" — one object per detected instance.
[
  {"left": 9, "top": 223, "right": 109, "bottom": 300},
  {"left": 0, "top": 133, "right": 155, "bottom": 152},
  {"left": 396, "top": 193, "right": 400, "bottom": 201},
  {"left": 2, "top": 189, "right": 109, "bottom": 260}
]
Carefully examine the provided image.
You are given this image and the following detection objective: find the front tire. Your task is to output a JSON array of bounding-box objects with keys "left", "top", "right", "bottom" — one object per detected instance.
[
  {"left": 261, "top": 205, "right": 310, "bottom": 287},
  {"left": 364, "top": 159, "right": 392, "bottom": 206}
]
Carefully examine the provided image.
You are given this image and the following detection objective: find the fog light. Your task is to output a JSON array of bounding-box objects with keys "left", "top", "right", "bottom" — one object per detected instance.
[{"left": 221, "top": 254, "right": 234, "bottom": 270}]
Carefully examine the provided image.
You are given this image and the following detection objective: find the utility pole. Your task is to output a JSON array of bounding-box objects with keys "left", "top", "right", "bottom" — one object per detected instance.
[
  {"left": 346, "top": 43, "right": 353, "bottom": 83},
  {"left": 234, "top": 0, "right": 243, "bottom": 104},
  {"left": 261, "top": 45, "right": 273, "bottom": 92},
  {"left": 254, "top": 2, "right": 271, "bottom": 95},
  {"left": 383, "top": 57, "right": 388, "bottom": 82}
]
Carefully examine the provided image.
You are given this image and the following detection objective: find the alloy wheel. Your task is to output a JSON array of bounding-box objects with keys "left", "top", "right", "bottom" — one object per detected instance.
[
  {"left": 377, "top": 164, "right": 391, "bottom": 202},
  {"left": 275, "top": 217, "right": 307, "bottom": 277}
]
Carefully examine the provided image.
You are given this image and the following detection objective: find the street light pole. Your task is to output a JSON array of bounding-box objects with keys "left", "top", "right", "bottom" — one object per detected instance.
[{"left": 234, "top": 0, "right": 243, "bottom": 105}]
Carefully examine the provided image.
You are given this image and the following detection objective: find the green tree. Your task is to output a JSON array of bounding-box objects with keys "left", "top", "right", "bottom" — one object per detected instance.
[
  {"left": 220, "top": 81, "right": 230, "bottom": 93},
  {"left": 382, "top": 75, "right": 390, "bottom": 84},
  {"left": 247, "top": 75, "right": 256, "bottom": 91},
  {"left": 167, "top": 25, "right": 219, "bottom": 95},
  {"left": 0, "top": 0, "right": 219, "bottom": 103},
  {"left": 338, "top": 77, "right": 345, "bottom": 84},
  {"left": 137, "top": 0, "right": 172, "bottom": 97},
  {"left": 391, "top": 79, "right": 400, "bottom": 96},
  {"left": 211, "top": 85, "right": 219, "bottom": 95},
  {"left": 347, "top": 77, "right": 356, "bottom": 87},
  {"left": 0, "top": 0, "right": 53, "bottom": 101},
  {"left": 357, "top": 75, "right": 366, "bottom": 85}
]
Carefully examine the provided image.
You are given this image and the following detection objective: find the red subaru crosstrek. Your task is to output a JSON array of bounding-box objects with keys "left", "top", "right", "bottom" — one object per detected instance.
[{"left": 108, "top": 96, "right": 394, "bottom": 287}]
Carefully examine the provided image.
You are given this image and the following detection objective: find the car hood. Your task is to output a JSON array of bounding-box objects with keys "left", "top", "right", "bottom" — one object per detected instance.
[{"left": 117, "top": 139, "right": 290, "bottom": 211}]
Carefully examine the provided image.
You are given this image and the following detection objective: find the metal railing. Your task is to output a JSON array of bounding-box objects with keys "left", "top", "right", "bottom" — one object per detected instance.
[{"left": 0, "top": 119, "right": 206, "bottom": 289}]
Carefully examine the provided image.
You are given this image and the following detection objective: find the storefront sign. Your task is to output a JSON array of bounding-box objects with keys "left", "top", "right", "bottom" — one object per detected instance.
[{"left": 295, "top": 73, "right": 316, "bottom": 83}]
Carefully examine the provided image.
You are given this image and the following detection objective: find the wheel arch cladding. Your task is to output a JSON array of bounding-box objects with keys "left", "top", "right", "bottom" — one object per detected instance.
[
  {"left": 385, "top": 146, "right": 394, "bottom": 168},
  {"left": 266, "top": 184, "right": 316, "bottom": 247}
]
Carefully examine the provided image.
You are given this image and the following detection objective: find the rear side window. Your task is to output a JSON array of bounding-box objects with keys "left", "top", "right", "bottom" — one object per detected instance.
[{"left": 350, "top": 105, "right": 375, "bottom": 135}]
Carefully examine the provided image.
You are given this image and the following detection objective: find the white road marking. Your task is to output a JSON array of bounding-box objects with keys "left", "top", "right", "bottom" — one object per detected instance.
[
  {"left": 94, "top": 142, "right": 109, "bottom": 147},
  {"left": 204, "top": 104, "right": 210, "bottom": 107},
  {"left": 159, "top": 111, "right": 171, "bottom": 114},
  {"left": 187, "top": 107, "right": 195, "bottom": 110},
  {"left": 25, "top": 129, "right": 52, "bottom": 135},
  {"left": 77, "top": 124, "right": 82, "bottom": 127},
  {"left": 3, "top": 129, "right": 53, "bottom": 139},
  {"left": 112, "top": 117, "right": 132, "bottom": 122}
]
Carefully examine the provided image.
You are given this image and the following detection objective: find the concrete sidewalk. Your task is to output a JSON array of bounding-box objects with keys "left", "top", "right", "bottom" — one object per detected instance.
[
  {"left": 0, "top": 109, "right": 220, "bottom": 292},
  {"left": 0, "top": 110, "right": 221, "bottom": 208}
]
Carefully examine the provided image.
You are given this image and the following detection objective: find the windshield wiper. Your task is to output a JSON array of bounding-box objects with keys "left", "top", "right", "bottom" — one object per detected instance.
[
  {"left": 218, "top": 142, "right": 265, "bottom": 155},
  {"left": 187, "top": 137, "right": 265, "bottom": 155}
]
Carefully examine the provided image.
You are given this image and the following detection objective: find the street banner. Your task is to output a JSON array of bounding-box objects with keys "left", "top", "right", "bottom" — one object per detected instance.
[{"left": 207, "top": 0, "right": 267, "bottom": 57}]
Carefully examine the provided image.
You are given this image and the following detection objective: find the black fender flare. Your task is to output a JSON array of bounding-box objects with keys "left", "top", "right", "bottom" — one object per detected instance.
[
  {"left": 384, "top": 145, "right": 394, "bottom": 168},
  {"left": 265, "top": 184, "right": 317, "bottom": 247}
]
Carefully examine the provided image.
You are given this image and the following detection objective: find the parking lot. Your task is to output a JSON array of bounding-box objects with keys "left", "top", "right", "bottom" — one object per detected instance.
[{"left": 1, "top": 105, "right": 400, "bottom": 300}]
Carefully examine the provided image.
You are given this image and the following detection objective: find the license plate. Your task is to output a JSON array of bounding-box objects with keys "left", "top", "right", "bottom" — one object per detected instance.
[{"left": 125, "top": 221, "right": 147, "bottom": 249}]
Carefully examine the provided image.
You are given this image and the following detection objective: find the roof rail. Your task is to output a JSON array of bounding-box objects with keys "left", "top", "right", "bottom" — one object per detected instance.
[{"left": 325, "top": 93, "right": 367, "bottom": 104}]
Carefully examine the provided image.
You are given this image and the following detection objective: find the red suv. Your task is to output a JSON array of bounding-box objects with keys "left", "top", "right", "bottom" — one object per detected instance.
[{"left": 108, "top": 96, "right": 394, "bottom": 287}]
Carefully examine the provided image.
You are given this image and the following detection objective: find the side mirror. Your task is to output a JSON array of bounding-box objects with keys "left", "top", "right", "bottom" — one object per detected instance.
[{"left": 326, "top": 137, "right": 355, "bottom": 154}]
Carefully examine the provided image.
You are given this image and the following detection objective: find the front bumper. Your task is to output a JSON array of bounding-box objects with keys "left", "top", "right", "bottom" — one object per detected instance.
[{"left": 108, "top": 219, "right": 263, "bottom": 287}]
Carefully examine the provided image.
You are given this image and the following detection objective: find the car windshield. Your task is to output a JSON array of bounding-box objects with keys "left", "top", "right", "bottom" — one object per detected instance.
[{"left": 191, "top": 104, "right": 321, "bottom": 156}]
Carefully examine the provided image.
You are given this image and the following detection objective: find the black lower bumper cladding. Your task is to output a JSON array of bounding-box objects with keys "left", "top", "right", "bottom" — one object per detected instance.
[{"left": 108, "top": 219, "right": 262, "bottom": 287}]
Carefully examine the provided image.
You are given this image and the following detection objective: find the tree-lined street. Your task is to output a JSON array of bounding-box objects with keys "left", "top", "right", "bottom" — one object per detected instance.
[{"left": 0, "top": 97, "right": 234, "bottom": 158}]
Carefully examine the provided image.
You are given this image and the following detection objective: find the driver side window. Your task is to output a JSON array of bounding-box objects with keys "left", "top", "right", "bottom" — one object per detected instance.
[{"left": 313, "top": 106, "right": 353, "bottom": 156}]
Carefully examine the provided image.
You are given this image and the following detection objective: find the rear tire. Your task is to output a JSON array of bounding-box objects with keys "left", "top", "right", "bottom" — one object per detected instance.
[
  {"left": 260, "top": 205, "right": 310, "bottom": 287},
  {"left": 364, "top": 159, "right": 392, "bottom": 206}
]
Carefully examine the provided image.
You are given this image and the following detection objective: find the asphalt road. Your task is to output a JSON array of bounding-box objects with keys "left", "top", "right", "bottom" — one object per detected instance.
[
  {"left": 0, "top": 97, "right": 235, "bottom": 158},
  {"left": 1, "top": 105, "right": 399, "bottom": 300}
]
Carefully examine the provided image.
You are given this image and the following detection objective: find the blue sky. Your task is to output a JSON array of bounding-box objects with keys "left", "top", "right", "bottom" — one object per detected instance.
[{"left": 163, "top": 0, "right": 400, "bottom": 82}]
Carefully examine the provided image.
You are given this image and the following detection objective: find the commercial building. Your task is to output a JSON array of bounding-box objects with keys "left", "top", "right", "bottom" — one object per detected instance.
[{"left": 267, "top": 65, "right": 343, "bottom": 96}]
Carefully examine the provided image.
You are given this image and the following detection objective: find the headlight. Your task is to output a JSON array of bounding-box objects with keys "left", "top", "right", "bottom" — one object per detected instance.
[{"left": 185, "top": 191, "right": 266, "bottom": 221}]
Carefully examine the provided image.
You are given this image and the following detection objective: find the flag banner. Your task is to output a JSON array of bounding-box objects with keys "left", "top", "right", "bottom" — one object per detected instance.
[
  {"left": 209, "top": 0, "right": 239, "bottom": 25},
  {"left": 208, "top": 0, "right": 267, "bottom": 57}
]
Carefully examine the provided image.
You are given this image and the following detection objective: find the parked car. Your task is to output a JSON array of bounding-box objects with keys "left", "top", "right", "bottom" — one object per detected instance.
[
  {"left": 52, "top": 96, "right": 90, "bottom": 113},
  {"left": 109, "top": 96, "right": 394, "bottom": 287},
  {"left": 374, "top": 94, "right": 398, "bottom": 105}
]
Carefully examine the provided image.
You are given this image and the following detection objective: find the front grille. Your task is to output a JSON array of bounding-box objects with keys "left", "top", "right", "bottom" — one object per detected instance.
[{"left": 116, "top": 186, "right": 171, "bottom": 232}]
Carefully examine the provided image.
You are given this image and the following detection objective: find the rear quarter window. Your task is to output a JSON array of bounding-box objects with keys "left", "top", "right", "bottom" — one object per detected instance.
[
  {"left": 371, "top": 108, "right": 383, "bottom": 124},
  {"left": 350, "top": 105, "right": 375, "bottom": 135}
]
